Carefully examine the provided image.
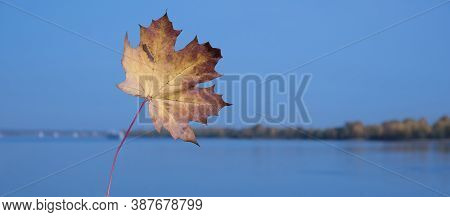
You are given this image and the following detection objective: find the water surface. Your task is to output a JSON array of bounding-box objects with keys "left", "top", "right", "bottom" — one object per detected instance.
[{"left": 0, "top": 138, "right": 449, "bottom": 196}]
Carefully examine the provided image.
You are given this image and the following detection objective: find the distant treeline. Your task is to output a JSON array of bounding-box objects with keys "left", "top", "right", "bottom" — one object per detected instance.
[{"left": 131, "top": 116, "right": 450, "bottom": 140}]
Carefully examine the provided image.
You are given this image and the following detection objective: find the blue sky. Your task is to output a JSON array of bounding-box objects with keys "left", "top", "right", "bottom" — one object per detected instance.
[{"left": 1, "top": 0, "right": 449, "bottom": 130}]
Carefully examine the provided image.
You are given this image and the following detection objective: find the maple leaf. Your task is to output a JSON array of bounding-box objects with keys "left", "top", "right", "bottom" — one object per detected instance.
[{"left": 117, "top": 13, "right": 231, "bottom": 145}]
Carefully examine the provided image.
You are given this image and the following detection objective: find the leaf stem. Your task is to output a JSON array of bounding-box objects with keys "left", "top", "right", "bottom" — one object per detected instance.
[{"left": 105, "top": 100, "right": 147, "bottom": 197}]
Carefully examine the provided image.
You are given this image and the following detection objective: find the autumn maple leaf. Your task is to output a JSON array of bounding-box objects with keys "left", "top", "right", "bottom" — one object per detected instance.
[
  {"left": 118, "top": 13, "right": 230, "bottom": 144},
  {"left": 106, "top": 13, "right": 230, "bottom": 197}
]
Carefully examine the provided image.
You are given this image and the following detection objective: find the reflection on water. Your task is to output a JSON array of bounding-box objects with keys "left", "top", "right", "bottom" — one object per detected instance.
[
  {"left": 0, "top": 138, "right": 449, "bottom": 196},
  {"left": 343, "top": 140, "right": 450, "bottom": 153}
]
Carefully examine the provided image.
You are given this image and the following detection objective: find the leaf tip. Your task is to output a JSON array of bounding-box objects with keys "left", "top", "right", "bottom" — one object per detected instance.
[{"left": 123, "top": 32, "right": 130, "bottom": 47}]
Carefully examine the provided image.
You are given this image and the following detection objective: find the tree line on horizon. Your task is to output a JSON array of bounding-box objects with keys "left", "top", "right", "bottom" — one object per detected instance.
[{"left": 132, "top": 115, "right": 450, "bottom": 140}]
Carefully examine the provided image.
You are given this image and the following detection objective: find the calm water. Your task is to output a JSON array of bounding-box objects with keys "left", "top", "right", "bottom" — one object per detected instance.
[{"left": 0, "top": 138, "right": 449, "bottom": 196}]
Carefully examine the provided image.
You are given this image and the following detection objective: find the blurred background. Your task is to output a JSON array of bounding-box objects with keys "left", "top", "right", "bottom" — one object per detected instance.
[{"left": 0, "top": 0, "right": 449, "bottom": 196}]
